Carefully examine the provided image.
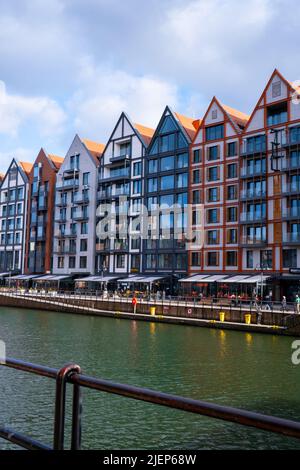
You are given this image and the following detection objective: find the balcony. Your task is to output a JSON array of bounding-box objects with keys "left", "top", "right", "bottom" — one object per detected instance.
[
  {"left": 281, "top": 158, "right": 300, "bottom": 171},
  {"left": 38, "top": 202, "right": 48, "bottom": 211},
  {"left": 96, "top": 241, "right": 110, "bottom": 251},
  {"left": 240, "top": 189, "right": 266, "bottom": 200},
  {"left": 56, "top": 179, "right": 79, "bottom": 191},
  {"left": 99, "top": 168, "right": 130, "bottom": 183},
  {"left": 241, "top": 236, "right": 267, "bottom": 246},
  {"left": 55, "top": 216, "right": 67, "bottom": 224},
  {"left": 54, "top": 230, "right": 77, "bottom": 238},
  {"left": 72, "top": 211, "right": 89, "bottom": 221},
  {"left": 64, "top": 167, "right": 80, "bottom": 174},
  {"left": 240, "top": 212, "right": 267, "bottom": 223},
  {"left": 54, "top": 248, "right": 77, "bottom": 255},
  {"left": 114, "top": 187, "right": 130, "bottom": 197},
  {"left": 283, "top": 232, "right": 300, "bottom": 244},
  {"left": 114, "top": 241, "right": 129, "bottom": 251},
  {"left": 282, "top": 207, "right": 300, "bottom": 220},
  {"left": 97, "top": 189, "right": 112, "bottom": 200},
  {"left": 240, "top": 167, "right": 267, "bottom": 178},
  {"left": 56, "top": 198, "right": 68, "bottom": 207},
  {"left": 241, "top": 144, "right": 266, "bottom": 157},
  {"left": 283, "top": 129, "right": 300, "bottom": 148},
  {"left": 109, "top": 153, "right": 130, "bottom": 164},
  {"left": 73, "top": 194, "right": 89, "bottom": 205}
]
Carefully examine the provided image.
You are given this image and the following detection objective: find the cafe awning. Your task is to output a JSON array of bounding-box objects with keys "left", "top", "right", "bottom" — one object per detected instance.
[
  {"left": 0, "top": 272, "right": 10, "bottom": 278},
  {"left": 203, "top": 275, "right": 230, "bottom": 283},
  {"left": 224, "top": 275, "right": 253, "bottom": 283},
  {"left": 179, "top": 274, "right": 211, "bottom": 283},
  {"left": 239, "top": 275, "right": 270, "bottom": 284},
  {"left": 9, "top": 274, "right": 40, "bottom": 280},
  {"left": 75, "top": 275, "right": 119, "bottom": 283}
]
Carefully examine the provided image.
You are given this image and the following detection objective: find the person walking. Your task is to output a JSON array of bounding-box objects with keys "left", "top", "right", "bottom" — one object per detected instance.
[
  {"left": 296, "top": 295, "right": 300, "bottom": 314},
  {"left": 282, "top": 296, "right": 287, "bottom": 312}
]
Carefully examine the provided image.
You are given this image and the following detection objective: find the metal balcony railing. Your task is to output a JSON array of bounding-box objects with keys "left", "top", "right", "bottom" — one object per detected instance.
[{"left": 1, "top": 356, "right": 300, "bottom": 450}]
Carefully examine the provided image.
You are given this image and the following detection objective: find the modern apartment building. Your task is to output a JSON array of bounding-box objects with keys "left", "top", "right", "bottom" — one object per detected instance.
[
  {"left": 0, "top": 159, "right": 32, "bottom": 274},
  {"left": 240, "top": 69, "right": 300, "bottom": 299},
  {"left": 96, "top": 112, "right": 154, "bottom": 276},
  {"left": 189, "top": 97, "right": 249, "bottom": 277},
  {"left": 142, "top": 107, "right": 200, "bottom": 287},
  {"left": 24, "top": 149, "right": 63, "bottom": 274},
  {"left": 53, "top": 135, "right": 104, "bottom": 277}
]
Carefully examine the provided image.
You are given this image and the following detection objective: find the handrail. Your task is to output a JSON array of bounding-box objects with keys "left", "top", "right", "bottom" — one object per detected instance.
[{"left": 1, "top": 357, "right": 300, "bottom": 450}]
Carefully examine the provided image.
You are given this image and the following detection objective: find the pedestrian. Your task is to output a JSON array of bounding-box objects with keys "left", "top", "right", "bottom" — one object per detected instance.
[
  {"left": 282, "top": 296, "right": 287, "bottom": 312},
  {"left": 296, "top": 295, "right": 300, "bottom": 314}
]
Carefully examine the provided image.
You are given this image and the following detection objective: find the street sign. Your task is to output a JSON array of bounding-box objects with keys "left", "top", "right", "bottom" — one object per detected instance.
[{"left": 289, "top": 268, "right": 300, "bottom": 275}]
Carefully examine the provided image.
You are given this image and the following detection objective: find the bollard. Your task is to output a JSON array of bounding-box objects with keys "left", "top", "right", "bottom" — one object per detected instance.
[
  {"left": 219, "top": 312, "right": 225, "bottom": 322},
  {"left": 245, "top": 313, "right": 251, "bottom": 325}
]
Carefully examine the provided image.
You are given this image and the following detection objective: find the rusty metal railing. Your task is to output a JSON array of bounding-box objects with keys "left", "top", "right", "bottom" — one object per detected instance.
[{"left": 1, "top": 357, "right": 300, "bottom": 450}]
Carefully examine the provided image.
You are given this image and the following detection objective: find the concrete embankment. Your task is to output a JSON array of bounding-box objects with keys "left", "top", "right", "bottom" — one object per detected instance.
[{"left": 1, "top": 293, "right": 299, "bottom": 336}]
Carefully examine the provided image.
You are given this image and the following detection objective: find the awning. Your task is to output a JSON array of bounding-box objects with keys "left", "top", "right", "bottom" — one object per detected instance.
[
  {"left": 203, "top": 275, "right": 230, "bottom": 283},
  {"left": 133, "top": 275, "right": 167, "bottom": 283},
  {"left": 75, "top": 275, "right": 119, "bottom": 283},
  {"left": 117, "top": 275, "right": 144, "bottom": 283},
  {"left": 224, "top": 275, "right": 253, "bottom": 284},
  {"left": 179, "top": 274, "right": 211, "bottom": 283},
  {"left": 239, "top": 275, "right": 270, "bottom": 284},
  {"left": 34, "top": 275, "right": 56, "bottom": 281},
  {"left": 0, "top": 272, "right": 10, "bottom": 278}
]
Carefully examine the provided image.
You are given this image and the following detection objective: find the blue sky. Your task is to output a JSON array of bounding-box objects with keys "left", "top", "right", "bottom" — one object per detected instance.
[{"left": 0, "top": 0, "right": 299, "bottom": 172}]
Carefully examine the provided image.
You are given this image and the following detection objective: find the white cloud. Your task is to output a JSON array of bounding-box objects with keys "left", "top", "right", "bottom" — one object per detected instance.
[
  {"left": 69, "top": 60, "right": 179, "bottom": 140},
  {"left": 0, "top": 147, "right": 35, "bottom": 173},
  {"left": 0, "top": 81, "right": 66, "bottom": 138}
]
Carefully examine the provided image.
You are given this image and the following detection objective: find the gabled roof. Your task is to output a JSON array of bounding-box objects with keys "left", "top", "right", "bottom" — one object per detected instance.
[
  {"left": 48, "top": 154, "right": 64, "bottom": 170},
  {"left": 174, "top": 112, "right": 201, "bottom": 140},
  {"left": 0, "top": 173, "right": 4, "bottom": 181},
  {"left": 221, "top": 103, "right": 250, "bottom": 128},
  {"left": 81, "top": 138, "right": 105, "bottom": 164},
  {"left": 133, "top": 123, "right": 155, "bottom": 146},
  {"left": 19, "top": 161, "right": 33, "bottom": 176}
]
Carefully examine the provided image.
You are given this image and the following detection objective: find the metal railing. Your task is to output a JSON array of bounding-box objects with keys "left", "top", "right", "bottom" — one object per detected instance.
[{"left": 1, "top": 357, "right": 300, "bottom": 450}]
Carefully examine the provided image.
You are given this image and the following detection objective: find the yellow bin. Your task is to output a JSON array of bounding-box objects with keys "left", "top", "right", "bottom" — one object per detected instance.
[
  {"left": 219, "top": 312, "right": 225, "bottom": 322},
  {"left": 245, "top": 314, "right": 251, "bottom": 325},
  {"left": 150, "top": 307, "right": 156, "bottom": 316}
]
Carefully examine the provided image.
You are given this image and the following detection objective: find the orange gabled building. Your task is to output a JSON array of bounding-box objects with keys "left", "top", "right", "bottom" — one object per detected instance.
[
  {"left": 189, "top": 97, "right": 249, "bottom": 283},
  {"left": 24, "top": 148, "right": 63, "bottom": 274}
]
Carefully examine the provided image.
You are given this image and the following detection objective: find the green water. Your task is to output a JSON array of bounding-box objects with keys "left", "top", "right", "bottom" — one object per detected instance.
[{"left": 0, "top": 306, "right": 299, "bottom": 450}]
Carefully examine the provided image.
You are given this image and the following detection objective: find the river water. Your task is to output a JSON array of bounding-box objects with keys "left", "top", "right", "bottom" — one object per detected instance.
[{"left": 0, "top": 306, "right": 299, "bottom": 450}]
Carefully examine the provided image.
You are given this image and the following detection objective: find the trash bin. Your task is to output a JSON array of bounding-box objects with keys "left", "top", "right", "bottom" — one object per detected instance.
[
  {"left": 219, "top": 312, "right": 225, "bottom": 322},
  {"left": 150, "top": 307, "right": 156, "bottom": 316},
  {"left": 245, "top": 314, "right": 251, "bottom": 325}
]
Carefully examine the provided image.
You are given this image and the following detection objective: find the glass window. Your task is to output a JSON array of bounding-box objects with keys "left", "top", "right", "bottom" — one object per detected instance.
[
  {"left": 227, "top": 163, "right": 237, "bottom": 179},
  {"left": 191, "top": 252, "right": 201, "bottom": 266},
  {"left": 133, "top": 180, "right": 141, "bottom": 194},
  {"left": 192, "top": 190, "right": 200, "bottom": 204},
  {"left": 158, "top": 253, "right": 173, "bottom": 269},
  {"left": 133, "top": 161, "right": 141, "bottom": 176},
  {"left": 207, "top": 252, "right": 218, "bottom": 266},
  {"left": 146, "top": 254, "right": 156, "bottom": 269},
  {"left": 246, "top": 251, "right": 253, "bottom": 268},
  {"left": 83, "top": 173, "right": 89, "bottom": 185},
  {"left": 119, "top": 142, "right": 131, "bottom": 156},
  {"left": 176, "top": 173, "right": 188, "bottom": 188},
  {"left": 208, "top": 146, "right": 219, "bottom": 161},
  {"left": 160, "top": 115, "right": 177, "bottom": 134},
  {"left": 226, "top": 251, "right": 237, "bottom": 266},
  {"left": 227, "top": 228, "right": 237, "bottom": 244},
  {"left": 147, "top": 196, "right": 158, "bottom": 211},
  {"left": 193, "top": 149, "right": 201, "bottom": 163},
  {"left": 161, "top": 155, "right": 174, "bottom": 171},
  {"left": 208, "top": 167, "right": 218, "bottom": 182},
  {"left": 177, "top": 153, "right": 188, "bottom": 168},
  {"left": 69, "top": 257, "right": 76, "bottom": 269},
  {"left": 160, "top": 134, "right": 175, "bottom": 153},
  {"left": 80, "top": 239, "right": 88, "bottom": 251},
  {"left": 260, "top": 249, "right": 273, "bottom": 269},
  {"left": 148, "top": 159, "right": 158, "bottom": 174},
  {"left": 227, "top": 185, "right": 237, "bottom": 200},
  {"left": 283, "top": 249, "right": 297, "bottom": 268},
  {"left": 193, "top": 169, "right": 200, "bottom": 184},
  {"left": 147, "top": 178, "right": 158, "bottom": 193},
  {"left": 116, "top": 254, "right": 125, "bottom": 269},
  {"left": 206, "top": 124, "right": 224, "bottom": 141},
  {"left": 227, "top": 141, "right": 237, "bottom": 157},
  {"left": 207, "top": 187, "right": 218, "bottom": 202},
  {"left": 80, "top": 256, "right": 87, "bottom": 269},
  {"left": 176, "top": 192, "right": 188, "bottom": 205},
  {"left": 160, "top": 194, "right": 174, "bottom": 207},
  {"left": 207, "top": 209, "right": 218, "bottom": 223},
  {"left": 207, "top": 230, "right": 218, "bottom": 244},
  {"left": 149, "top": 138, "right": 159, "bottom": 155},
  {"left": 160, "top": 175, "right": 174, "bottom": 191},
  {"left": 178, "top": 133, "right": 187, "bottom": 149},
  {"left": 227, "top": 207, "right": 237, "bottom": 222}
]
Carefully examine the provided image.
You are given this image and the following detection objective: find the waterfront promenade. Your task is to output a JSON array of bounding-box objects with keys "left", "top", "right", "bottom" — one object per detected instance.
[{"left": 1, "top": 289, "right": 299, "bottom": 336}]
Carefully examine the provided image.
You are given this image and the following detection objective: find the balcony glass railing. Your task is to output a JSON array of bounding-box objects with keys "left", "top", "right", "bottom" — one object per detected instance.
[
  {"left": 240, "top": 212, "right": 266, "bottom": 222},
  {"left": 240, "top": 189, "right": 266, "bottom": 199},
  {"left": 282, "top": 207, "right": 300, "bottom": 218},
  {"left": 241, "top": 236, "right": 267, "bottom": 245},
  {"left": 283, "top": 232, "right": 300, "bottom": 243}
]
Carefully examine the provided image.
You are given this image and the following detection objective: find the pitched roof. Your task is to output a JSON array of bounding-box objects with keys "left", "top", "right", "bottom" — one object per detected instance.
[
  {"left": 48, "top": 154, "right": 64, "bottom": 169},
  {"left": 133, "top": 123, "right": 155, "bottom": 146},
  {"left": 19, "top": 161, "right": 33, "bottom": 176},
  {"left": 0, "top": 173, "right": 4, "bottom": 181},
  {"left": 81, "top": 138, "right": 105, "bottom": 164},
  {"left": 221, "top": 103, "right": 250, "bottom": 128},
  {"left": 174, "top": 112, "right": 201, "bottom": 140}
]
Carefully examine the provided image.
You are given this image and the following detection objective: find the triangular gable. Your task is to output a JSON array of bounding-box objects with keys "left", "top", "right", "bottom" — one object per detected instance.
[
  {"left": 244, "top": 68, "right": 295, "bottom": 132},
  {"left": 193, "top": 97, "right": 247, "bottom": 143},
  {"left": 148, "top": 106, "right": 197, "bottom": 153}
]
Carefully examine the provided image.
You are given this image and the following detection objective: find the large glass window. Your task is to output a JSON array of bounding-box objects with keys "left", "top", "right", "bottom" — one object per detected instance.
[
  {"left": 207, "top": 167, "right": 218, "bottom": 182},
  {"left": 267, "top": 103, "right": 287, "bottom": 126},
  {"left": 177, "top": 153, "right": 188, "bottom": 168},
  {"left": 160, "top": 134, "right": 175, "bottom": 153},
  {"left": 158, "top": 253, "right": 173, "bottom": 269},
  {"left": 160, "top": 115, "right": 177, "bottom": 133},
  {"left": 208, "top": 146, "right": 219, "bottom": 161},
  {"left": 161, "top": 155, "right": 174, "bottom": 171},
  {"left": 147, "top": 178, "right": 158, "bottom": 193},
  {"left": 160, "top": 175, "right": 174, "bottom": 191},
  {"left": 283, "top": 249, "right": 297, "bottom": 268},
  {"left": 133, "top": 161, "right": 141, "bottom": 176}
]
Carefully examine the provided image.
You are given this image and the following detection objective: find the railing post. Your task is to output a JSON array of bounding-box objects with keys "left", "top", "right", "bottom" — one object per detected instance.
[{"left": 53, "top": 363, "right": 81, "bottom": 450}]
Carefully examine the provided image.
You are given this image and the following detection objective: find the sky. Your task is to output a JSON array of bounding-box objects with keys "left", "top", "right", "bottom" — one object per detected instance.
[{"left": 0, "top": 0, "right": 299, "bottom": 172}]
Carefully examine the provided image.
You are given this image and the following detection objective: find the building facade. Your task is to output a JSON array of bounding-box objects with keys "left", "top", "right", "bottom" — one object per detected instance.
[
  {"left": 189, "top": 98, "right": 249, "bottom": 278},
  {"left": 53, "top": 135, "right": 104, "bottom": 277},
  {"left": 0, "top": 159, "right": 32, "bottom": 274},
  {"left": 96, "top": 112, "right": 154, "bottom": 276},
  {"left": 24, "top": 149, "right": 63, "bottom": 274},
  {"left": 142, "top": 107, "right": 199, "bottom": 287}
]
